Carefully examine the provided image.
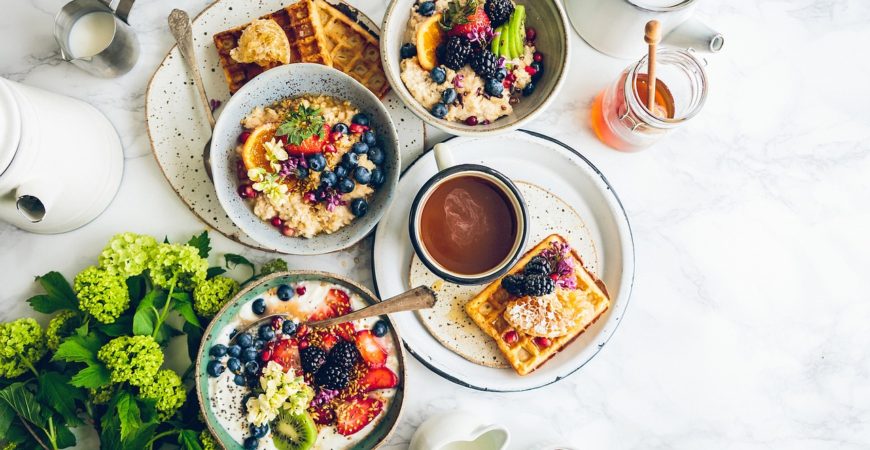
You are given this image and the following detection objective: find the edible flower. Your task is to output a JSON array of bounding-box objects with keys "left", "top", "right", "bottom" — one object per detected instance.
[
  {"left": 541, "top": 241, "right": 576, "bottom": 289},
  {"left": 263, "top": 138, "right": 289, "bottom": 172},
  {"left": 249, "top": 167, "right": 289, "bottom": 205},
  {"left": 246, "top": 361, "right": 314, "bottom": 426}
]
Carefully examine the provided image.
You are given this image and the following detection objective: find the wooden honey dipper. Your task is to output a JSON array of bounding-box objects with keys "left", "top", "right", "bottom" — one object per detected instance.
[{"left": 644, "top": 20, "right": 661, "bottom": 114}]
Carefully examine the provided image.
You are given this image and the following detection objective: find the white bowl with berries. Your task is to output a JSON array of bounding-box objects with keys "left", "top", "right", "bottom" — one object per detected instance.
[{"left": 381, "top": 0, "right": 570, "bottom": 135}]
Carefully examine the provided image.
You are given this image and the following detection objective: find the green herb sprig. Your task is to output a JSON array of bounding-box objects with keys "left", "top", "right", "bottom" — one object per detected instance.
[{"left": 275, "top": 105, "right": 326, "bottom": 145}]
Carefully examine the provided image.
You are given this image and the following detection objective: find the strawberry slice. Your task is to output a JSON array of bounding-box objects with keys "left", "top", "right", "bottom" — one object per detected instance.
[
  {"left": 355, "top": 330, "right": 387, "bottom": 368},
  {"left": 325, "top": 288, "right": 352, "bottom": 315},
  {"left": 270, "top": 339, "right": 300, "bottom": 372},
  {"left": 319, "top": 333, "right": 339, "bottom": 351},
  {"left": 335, "top": 395, "right": 384, "bottom": 436},
  {"left": 358, "top": 367, "right": 398, "bottom": 392},
  {"left": 308, "top": 301, "right": 336, "bottom": 321},
  {"left": 284, "top": 134, "right": 325, "bottom": 155},
  {"left": 334, "top": 322, "right": 356, "bottom": 342},
  {"left": 309, "top": 404, "right": 336, "bottom": 425},
  {"left": 446, "top": 4, "right": 491, "bottom": 37}
]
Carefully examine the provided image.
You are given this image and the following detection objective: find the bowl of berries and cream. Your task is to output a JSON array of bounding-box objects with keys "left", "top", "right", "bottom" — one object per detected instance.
[{"left": 196, "top": 271, "right": 405, "bottom": 450}]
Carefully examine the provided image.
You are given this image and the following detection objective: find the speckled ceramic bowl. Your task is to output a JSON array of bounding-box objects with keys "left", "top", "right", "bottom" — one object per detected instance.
[
  {"left": 210, "top": 64, "right": 400, "bottom": 254},
  {"left": 380, "top": 0, "right": 570, "bottom": 136}
]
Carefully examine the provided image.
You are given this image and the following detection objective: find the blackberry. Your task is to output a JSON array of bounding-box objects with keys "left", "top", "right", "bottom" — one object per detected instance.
[
  {"left": 484, "top": 0, "right": 514, "bottom": 28},
  {"left": 327, "top": 341, "right": 360, "bottom": 369},
  {"left": 300, "top": 347, "right": 327, "bottom": 374},
  {"left": 439, "top": 36, "right": 473, "bottom": 70},
  {"left": 314, "top": 364, "right": 351, "bottom": 390},
  {"left": 501, "top": 274, "right": 526, "bottom": 297},
  {"left": 522, "top": 274, "right": 555, "bottom": 297},
  {"left": 524, "top": 256, "right": 552, "bottom": 276},
  {"left": 469, "top": 49, "right": 500, "bottom": 79}
]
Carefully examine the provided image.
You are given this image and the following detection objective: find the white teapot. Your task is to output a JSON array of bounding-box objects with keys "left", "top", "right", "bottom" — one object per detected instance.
[
  {"left": 0, "top": 78, "right": 123, "bottom": 233},
  {"left": 410, "top": 411, "right": 510, "bottom": 450}
]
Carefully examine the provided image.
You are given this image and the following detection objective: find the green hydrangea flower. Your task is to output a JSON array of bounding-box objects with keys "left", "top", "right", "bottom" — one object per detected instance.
[
  {"left": 88, "top": 385, "right": 114, "bottom": 405},
  {"left": 137, "top": 369, "right": 185, "bottom": 420},
  {"left": 193, "top": 276, "right": 239, "bottom": 317},
  {"left": 98, "top": 232, "right": 158, "bottom": 277},
  {"left": 45, "top": 310, "right": 80, "bottom": 351},
  {"left": 74, "top": 266, "right": 130, "bottom": 324},
  {"left": 148, "top": 243, "right": 208, "bottom": 291},
  {"left": 0, "top": 318, "right": 46, "bottom": 378},
  {"left": 259, "top": 258, "right": 288, "bottom": 276},
  {"left": 3, "top": 442, "right": 19, "bottom": 450},
  {"left": 200, "top": 430, "right": 219, "bottom": 450},
  {"left": 97, "top": 335, "right": 163, "bottom": 387}
]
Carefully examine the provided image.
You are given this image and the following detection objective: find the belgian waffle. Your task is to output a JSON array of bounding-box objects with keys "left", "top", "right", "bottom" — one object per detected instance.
[{"left": 464, "top": 234, "right": 611, "bottom": 376}]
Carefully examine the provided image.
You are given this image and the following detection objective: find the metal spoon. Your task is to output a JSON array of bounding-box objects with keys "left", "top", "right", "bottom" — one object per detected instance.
[
  {"left": 168, "top": 8, "right": 215, "bottom": 180},
  {"left": 230, "top": 286, "right": 437, "bottom": 342}
]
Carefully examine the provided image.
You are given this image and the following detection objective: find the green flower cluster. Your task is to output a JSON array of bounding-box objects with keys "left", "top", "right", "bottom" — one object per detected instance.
[
  {"left": 200, "top": 430, "right": 219, "bottom": 450},
  {"left": 88, "top": 385, "right": 114, "bottom": 405},
  {"left": 193, "top": 276, "right": 240, "bottom": 317},
  {"left": 74, "top": 266, "right": 130, "bottom": 324},
  {"left": 137, "top": 369, "right": 186, "bottom": 420},
  {"left": 148, "top": 243, "right": 208, "bottom": 291},
  {"left": 97, "top": 335, "right": 163, "bottom": 387},
  {"left": 0, "top": 318, "right": 46, "bottom": 378},
  {"left": 98, "top": 232, "right": 158, "bottom": 277},
  {"left": 45, "top": 310, "right": 79, "bottom": 351},
  {"left": 259, "top": 258, "right": 288, "bottom": 276}
]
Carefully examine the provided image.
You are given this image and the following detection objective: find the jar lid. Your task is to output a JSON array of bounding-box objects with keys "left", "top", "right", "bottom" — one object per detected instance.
[{"left": 0, "top": 79, "right": 21, "bottom": 175}]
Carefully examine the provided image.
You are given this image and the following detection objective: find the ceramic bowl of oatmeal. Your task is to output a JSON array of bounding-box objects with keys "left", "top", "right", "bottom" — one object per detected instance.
[
  {"left": 211, "top": 64, "right": 400, "bottom": 254},
  {"left": 381, "top": 0, "right": 570, "bottom": 135}
]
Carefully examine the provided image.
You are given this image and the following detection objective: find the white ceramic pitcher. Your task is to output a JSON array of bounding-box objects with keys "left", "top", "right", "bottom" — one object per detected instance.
[
  {"left": 410, "top": 411, "right": 510, "bottom": 450},
  {"left": 564, "top": 0, "right": 724, "bottom": 59},
  {"left": 0, "top": 78, "right": 123, "bottom": 233}
]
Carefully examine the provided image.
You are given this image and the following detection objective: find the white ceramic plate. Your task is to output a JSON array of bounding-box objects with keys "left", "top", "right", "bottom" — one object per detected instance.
[
  {"left": 372, "top": 130, "right": 635, "bottom": 391},
  {"left": 145, "top": 0, "right": 425, "bottom": 251}
]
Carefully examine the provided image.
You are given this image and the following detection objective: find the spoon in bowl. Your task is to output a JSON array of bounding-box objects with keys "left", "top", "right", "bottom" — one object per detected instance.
[{"left": 168, "top": 8, "right": 216, "bottom": 180}]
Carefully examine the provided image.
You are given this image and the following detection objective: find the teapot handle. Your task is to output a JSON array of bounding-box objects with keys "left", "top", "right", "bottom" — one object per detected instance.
[
  {"left": 99, "top": 0, "right": 136, "bottom": 23},
  {"left": 662, "top": 17, "right": 724, "bottom": 54},
  {"left": 15, "top": 178, "right": 58, "bottom": 223}
]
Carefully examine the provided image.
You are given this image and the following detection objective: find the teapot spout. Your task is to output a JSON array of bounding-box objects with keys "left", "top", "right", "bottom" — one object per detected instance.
[
  {"left": 663, "top": 17, "right": 724, "bottom": 54},
  {"left": 15, "top": 179, "right": 58, "bottom": 223}
]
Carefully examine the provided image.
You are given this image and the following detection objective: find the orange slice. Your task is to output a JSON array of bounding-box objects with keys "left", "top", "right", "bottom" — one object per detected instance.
[
  {"left": 416, "top": 14, "right": 443, "bottom": 71},
  {"left": 241, "top": 123, "right": 277, "bottom": 171}
]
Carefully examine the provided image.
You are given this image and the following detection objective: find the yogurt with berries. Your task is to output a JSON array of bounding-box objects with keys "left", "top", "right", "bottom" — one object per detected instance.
[{"left": 203, "top": 278, "right": 402, "bottom": 449}]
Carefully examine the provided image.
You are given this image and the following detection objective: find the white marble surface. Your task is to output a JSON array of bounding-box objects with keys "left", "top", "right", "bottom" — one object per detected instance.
[{"left": 2, "top": 0, "right": 870, "bottom": 448}]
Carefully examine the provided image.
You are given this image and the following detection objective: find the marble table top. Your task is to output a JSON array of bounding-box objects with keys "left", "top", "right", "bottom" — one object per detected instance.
[{"left": 2, "top": 0, "right": 869, "bottom": 448}]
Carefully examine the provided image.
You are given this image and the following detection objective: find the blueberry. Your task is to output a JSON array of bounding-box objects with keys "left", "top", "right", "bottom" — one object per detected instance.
[
  {"left": 370, "top": 168, "right": 386, "bottom": 188},
  {"left": 441, "top": 88, "right": 457, "bottom": 104},
  {"left": 338, "top": 177, "right": 356, "bottom": 194},
  {"left": 241, "top": 393, "right": 255, "bottom": 410},
  {"left": 367, "top": 146, "right": 385, "bottom": 165},
  {"left": 400, "top": 43, "right": 417, "bottom": 59},
  {"left": 277, "top": 284, "right": 293, "bottom": 301},
  {"left": 206, "top": 360, "right": 225, "bottom": 377},
  {"left": 334, "top": 165, "right": 348, "bottom": 179},
  {"left": 342, "top": 152, "right": 359, "bottom": 167},
  {"left": 244, "top": 360, "right": 259, "bottom": 375},
  {"left": 351, "top": 198, "right": 368, "bottom": 217},
  {"left": 530, "top": 62, "right": 543, "bottom": 80},
  {"left": 352, "top": 142, "right": 369, "bottom": 154},
  {"left": 229, "top": 329, "right": 239, "bottom": 339},
  {"left": 484, "top": 78, "right": 504, "bottom": 97},
  {"left": 233, "top": 374, "right": 246, "bottom": 386},
  {"left": 209, "top": 344, "right": 228, "bottom": 357},
  {"left": 351, "top": 113, "right": 369, "bottom": 127},
  {"left": 227, "top": 357, "right": 242, "bottom": 373},
  {"left": 319, "top": 170, "right": 338, "bottom": 189},
  {"left": 351, "top": 166, "right": 370, "bottom": 185},
  {"left": 237, "top": 333, "right": 253, "bottom": 348},
  {"left": 362, "top": 130, "right": 377, "bottom": 146},
  {"left": 227, "top": 345, "right": 241, "bottom": 358},
  {"left": 243, "top": 437, "right": 258, "bottom": 450},
  {"left": 253, "top": 339, "right": 265, "bottom": 351},
  {"left": 251, "top": 423, "right": 269, "bottom": 439},
  {"left": 246, "top": 374, "right": 259, "bottom": 387},
  {"left": 258, "top": 325, "right": 275, "bottom": 341},
  {"left": 332, "top": 122, "right": 349, "bottom": 134},
  {"left": 430, "top": 66, "right": 447, "bottom": 84},
  {"left": 495, "top": 67, "right": 508, "bottom": 81},
  {"left": 241, "top": 347, "right": 258, "bottom": 362},
  {"left": 297, "top": 166, "right": 309, "bottom": 179},
  {"left": 282, "top": 320, "right": 298, "bottom": 335},
  {"left": 522, "top": 81, "right": 536, "bottom": 97},
  {"left": 417, "top": 1, "right": 436, "bottom": 16},
  {"left": 307, "top": 153, "right": 327, "bottom": 171},
  {"left": 372, "top": 319, "right": 389, "bottom": 337},
  {"left": 431, "top": 102, "right": 448, "bottom": 119},
  {"left": 251, "top": 298, "right": 266, "bottom": 315}
]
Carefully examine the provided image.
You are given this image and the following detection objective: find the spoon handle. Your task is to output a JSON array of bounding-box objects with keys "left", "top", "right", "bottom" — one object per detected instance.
[
  {"left": 168, "top": 9, "right": 215, "bottom": 128},
  {"left": 307, "top": 286, "right": 437, "bottom": 328}
]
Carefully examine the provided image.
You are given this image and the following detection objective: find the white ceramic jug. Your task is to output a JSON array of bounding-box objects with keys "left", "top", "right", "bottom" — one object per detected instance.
[
  {"left": 409, "top": 411, "right": 510, "bottom": 450},
  {"left": 564, "top": 0, "right": 724, "bottom": 59},
  {"left": 0, "top": 78, "right": 123, "bottom": 233}
]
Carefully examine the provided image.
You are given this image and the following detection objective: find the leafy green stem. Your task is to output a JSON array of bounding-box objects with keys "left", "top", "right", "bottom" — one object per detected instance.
[
  {"left": 18, "top": 416, "right": 52, "bottom": 450},
  {"left": 151, "top": 281, "right": 177, "bottom": 339},
  {"left": 146, "top": 429, "right": 179, "bottom": 448}
]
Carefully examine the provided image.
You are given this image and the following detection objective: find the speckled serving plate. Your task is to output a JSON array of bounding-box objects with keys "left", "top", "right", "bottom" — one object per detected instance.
[
  {"left": 145, "top": 0, "right": 425, "bottom": 251},
  {"left": 372, "top": 131, "right": 635, "bottom": 392},
  {"left": 195, "top": 271, "right": 405, "bottom": 450}
]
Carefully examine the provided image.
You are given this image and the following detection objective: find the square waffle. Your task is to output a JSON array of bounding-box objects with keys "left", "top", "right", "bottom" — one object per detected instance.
[{"left": 465, "top": 234, "right": 611, "bottom": 376}]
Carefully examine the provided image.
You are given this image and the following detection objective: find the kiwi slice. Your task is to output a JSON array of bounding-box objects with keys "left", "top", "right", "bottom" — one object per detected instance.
[{"left": 270, "top": 411, "right": 317, "bottom": 450}]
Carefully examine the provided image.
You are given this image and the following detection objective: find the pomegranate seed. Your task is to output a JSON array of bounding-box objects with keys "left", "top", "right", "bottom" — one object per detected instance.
[
  {"left": 330, "top": 131, "right": 343, "bottom": 142},
  {"left": 323, "top": 143, "right": 337, "bottom": 153},
  {"left": 296, "top": 285, "right": 307, "bottom": 296},
  {"left": 238, "top": 132, "right": 251, "bottom": 144},
  {"left": 464, "top": 116, "right": 478, "bottom": 126},
  {"left": 504, "top": 330, "right": 519, "bottom": 344},
  {"left": 533, "top": 52, "right": 543, "bottom": 63},
  {"left": 270, "top": 216, "right": 283, "bottom": 227},
  {"left": 549, "top": 273, "right": 559, "bottom": 280},
  {"left": 271, "top": 317, "right": 284, "bottom": 330},
  {"left": 534, "top": 337, "right": 551, "bottom": 348},
  {"left": 260, "top": 350, "right": 272, "bottom": 361},
  {"left": 281, "top": 225, "right": 295, "bottom": 236},
  {"left": 524, "top": 66, "right": 538, "bottom": 76},
  {"left": 503, "top": 79, "right": 513, "bottom": 89},
  {"left": 525, "top": 27, "right": 537, "bottom": 42},
  {"left": 299, "top": 340, "right": 310, "bottom": 350},
  {"left": 506, "top": 72, "right": 517, "bottom": 82},
  {"left": 238, "top": 184, "right": 257, "bottom": 199},
  {"left": 236, "top": 161, "right": 248, "bottom": 180},
  {"left": 482, "top": 119, "right": 491, "bottom": 125},
  {"left": 296, "top": 324, "right": 309, "bottom": 337},
  {"left": 349, "top": 123, "right": 368, "bottom": 134}
]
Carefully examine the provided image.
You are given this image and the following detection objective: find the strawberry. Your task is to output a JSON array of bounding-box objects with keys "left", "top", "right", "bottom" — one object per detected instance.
[
  {"left": 319, "top": 333, "right": 339, "bottom": 351},
  {"left": 310, "top": 404, "right": 336, "bottom": 425},
  {"left": 270, "top": 339, "right": 301, "bottom": 372},
  {"left": 442, "top": 0, "right": 491, "bottom": 38},
  {"left": 334, "top": 322, "right": 356, "bottom": 342},
  {"left": 358, "top": 367, "right": 398, "bottom": 392},
  {"left": 355, "top": 330, "right": 387, "bottom": 368},
  {"left": 335, "top": 395, "right": 384, "bottom": 436},
  {"left": 308, "top": 302, "right": 336, "bottom": 321},
  {"left": 284, "top": 134, "right": 325, "bottom": 155},
  {"left": 325, "top": 289, "right": 352, "bottom": 315}
]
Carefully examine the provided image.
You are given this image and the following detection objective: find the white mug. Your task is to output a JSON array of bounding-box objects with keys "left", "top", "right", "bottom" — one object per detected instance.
[{"left": 564, "top": 0, "right": 724, "bottom": 59}]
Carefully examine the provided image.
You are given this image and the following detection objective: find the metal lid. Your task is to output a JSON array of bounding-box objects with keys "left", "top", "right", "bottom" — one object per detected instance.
[{"left": 0, "top": 78, "right": 21, "bottom": 175}]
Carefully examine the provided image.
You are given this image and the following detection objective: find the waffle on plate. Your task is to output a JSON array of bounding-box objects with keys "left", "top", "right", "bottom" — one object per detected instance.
[
  {"left": 213, "top": 0, "right": 389, "bottom": 97},
  {"left": 465, "top": 234, "right": 611, "bottom": 376}
]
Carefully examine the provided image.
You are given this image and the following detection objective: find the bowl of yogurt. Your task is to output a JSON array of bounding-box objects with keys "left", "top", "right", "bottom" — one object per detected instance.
[{"left": 196, "top": 271, "right": 405, "bottom": 450}]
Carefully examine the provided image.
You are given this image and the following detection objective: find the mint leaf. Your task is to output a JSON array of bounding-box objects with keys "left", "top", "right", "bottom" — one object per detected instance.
[
  {"left": 36, "top": 372, "right": 83, "bottom": 426},
  {"left": 0, "top": 382, "right": 46, "bottom": 429},
  {"left": 186, "top": 231, "right": 211, "bottom": 258},
  {"left": 178, "top": 429, "right": 203, "bottom": 450},
  {"left": 115, "top": 392, "right": 141, "bottom": 442},
  {"left": 53, "top": 334, "right": 101, "bottom": 364},
  {"left": 70, "top": 364, "right": 110, "bottom": 388},
  {"left": 133, "top": 290, "right": 163, "bottom": 336}
]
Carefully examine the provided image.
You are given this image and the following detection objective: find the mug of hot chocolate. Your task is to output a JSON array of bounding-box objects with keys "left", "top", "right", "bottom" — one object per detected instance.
[{"left": 409, "top": 143, "right": 529, "bottom": 285}]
